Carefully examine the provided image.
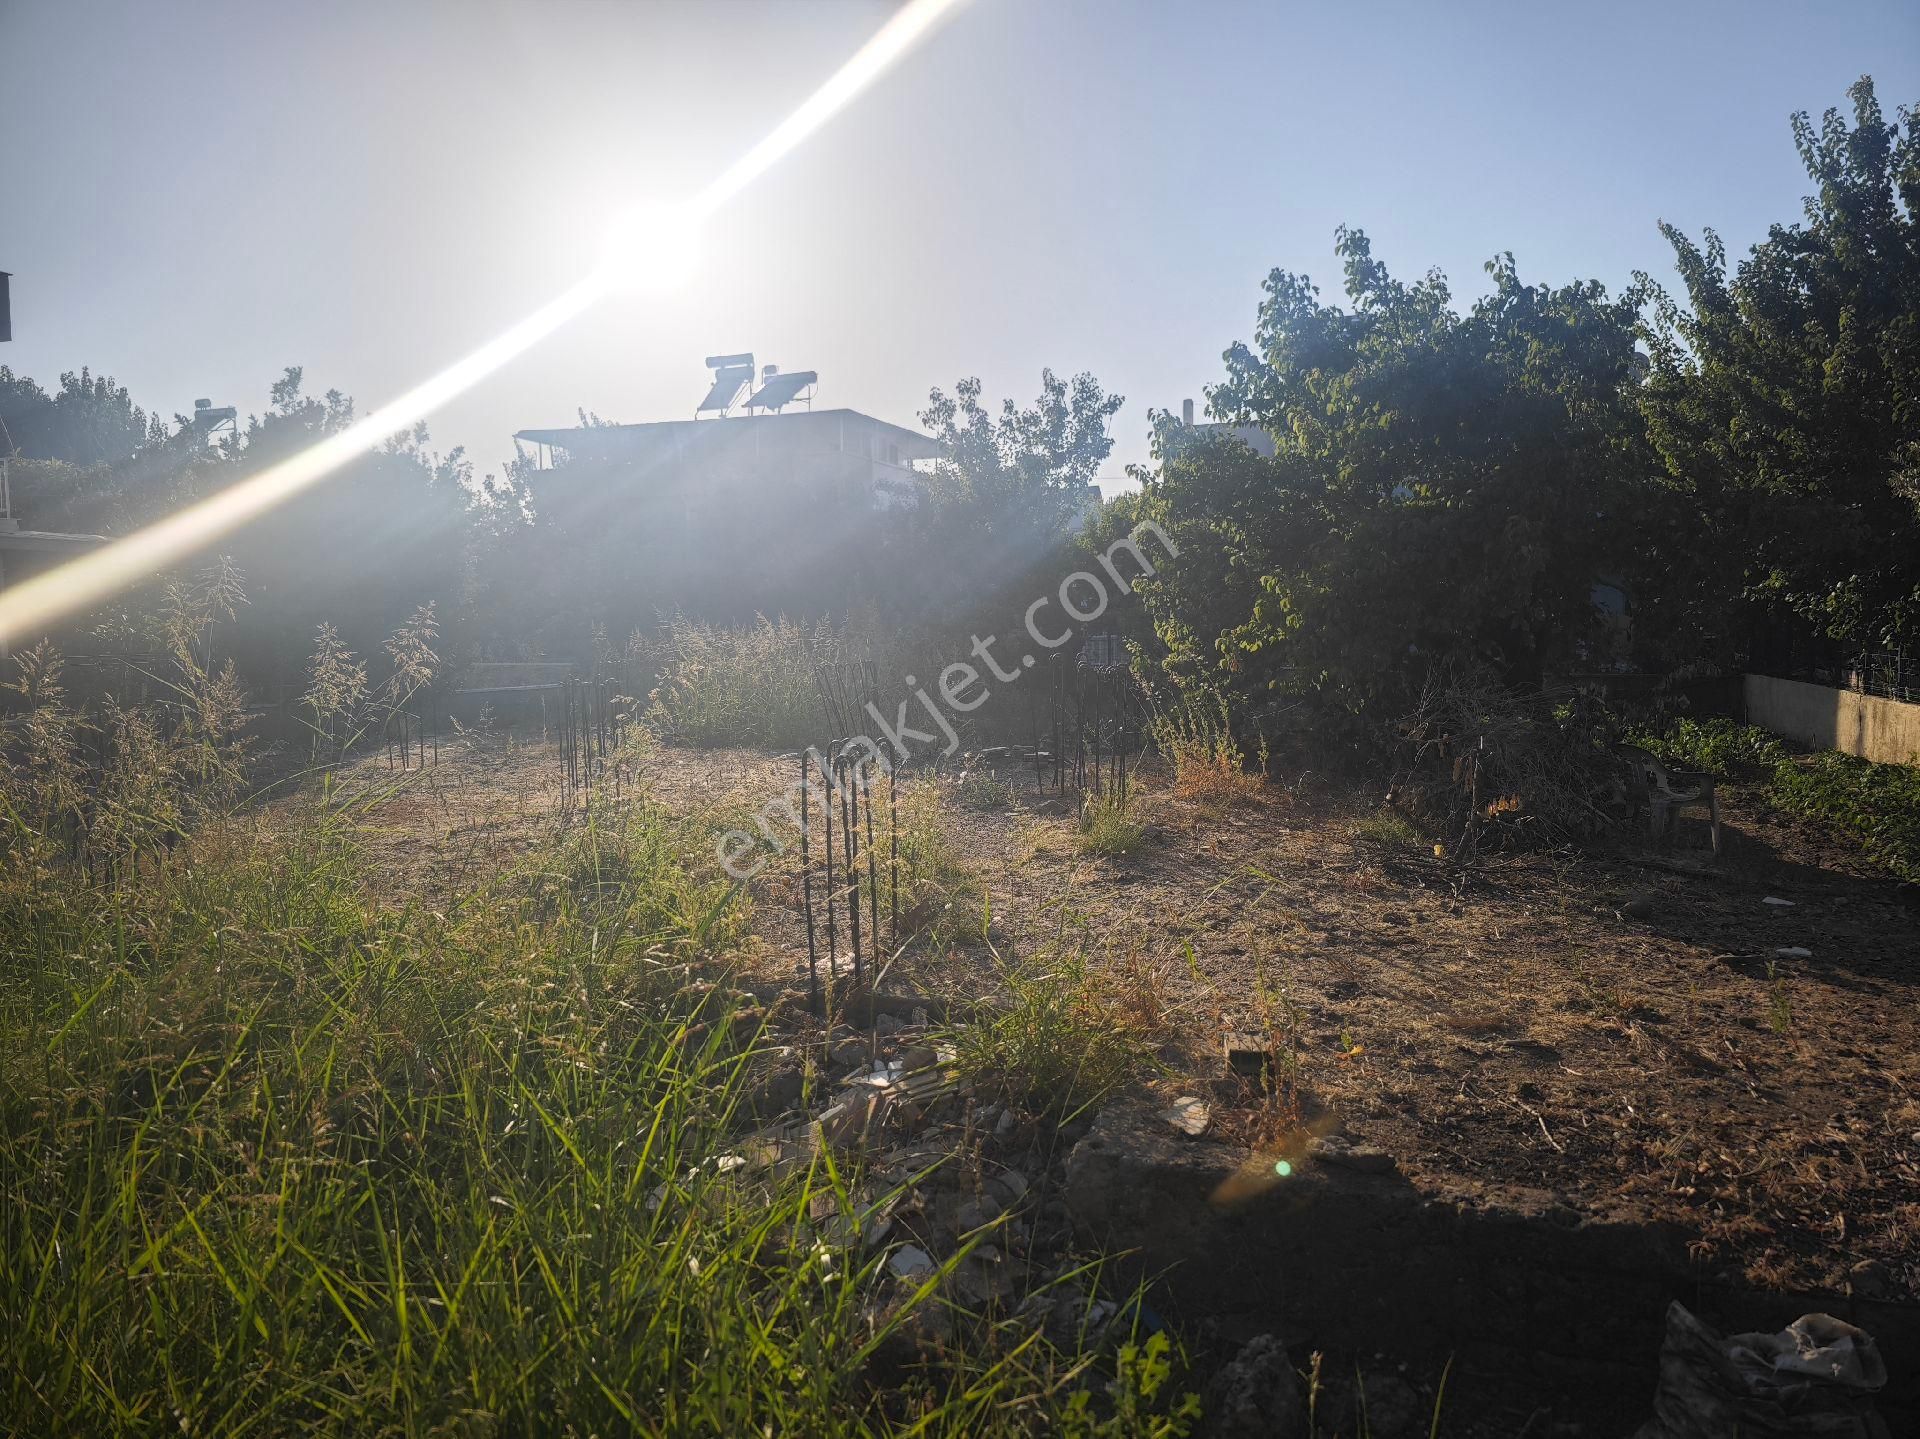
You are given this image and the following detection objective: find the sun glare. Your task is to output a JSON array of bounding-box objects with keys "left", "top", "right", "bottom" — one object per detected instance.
[
  {"left": 0, "top": 0, "right": 971, "bottom": 652},
  {"left": 597, "top": 202, "right": 704, "bottom": 297}
]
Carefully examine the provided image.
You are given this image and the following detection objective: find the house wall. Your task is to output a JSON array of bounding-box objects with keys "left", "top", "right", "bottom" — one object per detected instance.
[{"left": 1743, "top": 673, "right": 1920, "bottom": 766}]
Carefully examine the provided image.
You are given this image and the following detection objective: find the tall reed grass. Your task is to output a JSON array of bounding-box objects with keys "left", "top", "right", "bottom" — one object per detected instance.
[
  {"left": 642, "top": 614, "right": 852, "bottom": 749},
  {"left": 0, "top": 784, "right": 1174, "bottom": 1434}
]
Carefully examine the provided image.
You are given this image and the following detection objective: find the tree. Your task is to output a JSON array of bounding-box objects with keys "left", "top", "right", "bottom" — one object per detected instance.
[
  {"left": 0, "top": 366, "right": 165, "bottom": 467},
  {"left": 900, "top": 369, "right": 1122, "bottom": 618},
  {"left": 1639, "top": 76, "right": 1920, "bottom": 659},
  {"left": 1135, "top": 229, "right": 1651, "bottom": 717}
]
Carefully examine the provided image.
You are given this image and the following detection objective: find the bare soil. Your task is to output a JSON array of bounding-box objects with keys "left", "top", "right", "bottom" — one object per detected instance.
[{"left": 328, "top": 737, "right": 1920, "bottom": 1306}]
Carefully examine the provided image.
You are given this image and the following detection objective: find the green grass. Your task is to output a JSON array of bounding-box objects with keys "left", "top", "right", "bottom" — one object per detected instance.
[
  {"left": 951, "top": 952, "right": 1149, "bottom": 1124},
  {"left": 1350, "top": 811, "right": 1421, "bottom": 850},
  {"left": 893, "top": 780, "right": 983, "bottom": 945},
  {"left": 0, "top": 799, "right": 1167, "bottom": 1436},
  {"left": 1075, "top": 793, "right": 1147, "bottom": 858},
  {"left": 954, "top": 771, "right": 1018, "bottom": 812}
]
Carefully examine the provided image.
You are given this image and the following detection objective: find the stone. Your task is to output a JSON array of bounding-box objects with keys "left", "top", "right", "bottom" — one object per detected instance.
[
  {"left": 1774, "top": 946, "right": 1813, "bottom": 959},
  {"left": 1762, "top": 896, "right": 1796, "bottom": 908},
  {"left": 887, "top": 1244, "right": 935, "bottom": 1281},
  {"left": 1848, "top": 1257, "right": 1891, "bottom": 1300},
  {"left": 830, "top": 1037, "right": 870, "bottom": 1072},
  {"left": 747, "top": 1064, "right": 805, "bottom": 1118},
  {"left": 899, "top": 1044, "right": 940, "bottom": 1071},
  {"left": 954, "top": 1193, "right": 1004, "bottom": 1233},
  {"left": 1201, "top": 1334, "right": 1306, "bottom": 1439},
  {"left": 1620, "top": 890, "right": 1661, "bottom": 921},
  {"left": 1223, "top": 1032, "right": 1272, "bottom": 1078},
  {"left": 1352, "top": 1372, "right": 1422, "bottom": 1437},
  {"left": 1162, "top": 1095, "right": 1212, "bottom": 1136}
]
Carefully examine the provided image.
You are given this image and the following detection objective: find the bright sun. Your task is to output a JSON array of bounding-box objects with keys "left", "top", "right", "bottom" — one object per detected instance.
[{"left": 597, "top": 202, "right": 704, "bottom": 297}]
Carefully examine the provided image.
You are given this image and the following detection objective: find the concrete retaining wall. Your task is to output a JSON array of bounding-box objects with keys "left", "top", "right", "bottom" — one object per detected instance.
[{"left": 1744, "top": 674, "right": 1920, "bottom": 766}]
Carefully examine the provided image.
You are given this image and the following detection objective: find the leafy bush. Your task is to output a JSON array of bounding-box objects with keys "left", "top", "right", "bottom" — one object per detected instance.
[
  {"left": 1626, "top": 717, "right": 1789, "bottom": 775},
  {"left": 1769, "top": 751, "right": 1920, "bottom": 883}
]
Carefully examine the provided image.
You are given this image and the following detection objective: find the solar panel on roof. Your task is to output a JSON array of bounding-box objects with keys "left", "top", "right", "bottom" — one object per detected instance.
[
  {"left": 746, "top": 369, "right": 817, "bottom": 411},
  {"left": 697, "top": 365, "right": 754, "bottom": 413}
]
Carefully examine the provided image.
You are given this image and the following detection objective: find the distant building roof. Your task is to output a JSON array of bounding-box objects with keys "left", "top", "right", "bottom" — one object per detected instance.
[
  {"left": 515, "top": 407, "right": 941, "bottom": 460},
  {"left": 0, "top": 526, "right": 109, "bottom": 552}
]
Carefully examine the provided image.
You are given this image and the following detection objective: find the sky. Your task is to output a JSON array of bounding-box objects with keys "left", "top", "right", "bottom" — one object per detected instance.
[{"left": 2, "top": 0, "right": 1916, "bottom": 497}]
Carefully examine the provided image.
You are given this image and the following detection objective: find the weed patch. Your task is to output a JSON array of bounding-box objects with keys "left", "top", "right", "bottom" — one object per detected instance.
[
  {"left": 642, "top": 614, "right": 851, "bottom": 749},
  {"left": 1351, "top": 811, "right": 1421, "bottom": 851},
  {"left": 1768, "top": 750, "right": 1920, "bottom": 882},
  {"left": 1076, "top": 791, "right": 1147, "bottom": 857},
  {"left": 951, "top": 952, "right": 1149, "bottom": 1123},
  {"left": 1147, "top": 697, "right": 1263, "bottom": 803},
  {"left": 1627, "top": 717, "right": 1790, "bottom": 776}
]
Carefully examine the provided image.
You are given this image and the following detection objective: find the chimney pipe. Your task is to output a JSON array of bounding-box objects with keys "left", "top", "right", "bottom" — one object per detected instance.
[{"left": 1181, "top": 398, "right": 1195, "bottom": 426}]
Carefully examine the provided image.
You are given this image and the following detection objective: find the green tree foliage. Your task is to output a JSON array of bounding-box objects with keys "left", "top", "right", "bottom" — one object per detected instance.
[
  {"left": 1136, "top": 229, "right": 1648, "bottom": 716},
  {"left": 917, "top": 369, "right": 1119, "bottom": 542},
  {"left": 900, "top": 369, "right": 1122, "bottom": 619},
  {"left": 1639, "top": 76, "right": 1920, "bottom": 655},
  {"left": 0, "top": 366, "right": 165, "bottom": 467}
]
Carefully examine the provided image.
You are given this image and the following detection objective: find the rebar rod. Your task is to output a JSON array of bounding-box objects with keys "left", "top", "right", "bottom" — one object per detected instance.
[
  {"left": 800, "top": 749, "right": 820, "bottom": 1017},
  {"left": 863, "top": 759, "right": 880, "bottom": 975},
  {"left": 822, "top": 746, "right": 838, "bottom": 998},
  {"left": 889, "top": 759, "right": 899, "bottom": 946},
  {"left": 841, "top": 753, "right": 863, "bottom": 992}
]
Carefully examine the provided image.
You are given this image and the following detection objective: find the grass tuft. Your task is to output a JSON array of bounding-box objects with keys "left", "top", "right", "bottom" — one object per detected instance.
[
  {"left": 951, "top": 951, "right": 1149, "bottom": 1123},
  {"left": 1076, "top": 791, "right": 1147, "bottom": 857},
  {"left": 1351, "top": 811, "right": 1421, "bottom": 850}
]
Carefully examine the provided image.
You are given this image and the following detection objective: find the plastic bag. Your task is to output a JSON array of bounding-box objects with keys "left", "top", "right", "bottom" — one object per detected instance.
[{"left": 1635, "top": 1301, "right": 1889, "bottom": 1439}]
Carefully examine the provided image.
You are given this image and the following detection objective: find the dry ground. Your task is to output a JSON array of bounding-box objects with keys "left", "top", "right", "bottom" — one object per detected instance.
[{"left": 321, "top": 734, "right": 1920, "bottom": 1305}]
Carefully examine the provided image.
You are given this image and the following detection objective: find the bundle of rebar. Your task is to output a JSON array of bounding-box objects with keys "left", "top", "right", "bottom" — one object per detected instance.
[
  {"left": 796, "top": 737, "right": 899, "bottom": 1018},
  {"left": 556, "top": 673, "right": 632, "bottom": 807}
]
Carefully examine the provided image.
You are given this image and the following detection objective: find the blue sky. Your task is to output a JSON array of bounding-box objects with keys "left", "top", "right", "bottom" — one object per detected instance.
[{"left": 2, "top": 0, "right": 1914, "bottom": 495}]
